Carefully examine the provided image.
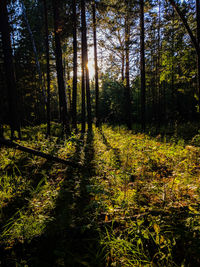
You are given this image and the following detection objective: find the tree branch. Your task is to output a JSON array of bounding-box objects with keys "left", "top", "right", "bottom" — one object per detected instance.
[
  {"left": 0, "top": 139, "right": 82, "bottom": 168},
  {"left": 168, "top": 0, "right": 199, "bottom": 55}
]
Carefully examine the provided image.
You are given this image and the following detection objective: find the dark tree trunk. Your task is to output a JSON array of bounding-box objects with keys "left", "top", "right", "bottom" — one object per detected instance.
[
  {"left": 156, "top": 0, "right": 161, "bottom": 126},
  {"left": 0, "top": 0, "right": 21, "bottom": 139},
  {"left": 72, "top": 0, "right": 78, "bottom": 131},
  {"left": 66, "top": 62, "right": 72, "bottom": 117},
  {"left": 196, "top": 0, "right": 200, "bottom": 110},
  {"left": 125, "top": 6, "right": 132, "bottom": 130},
  {"left": 81, "top": 11, "right": 86, "bottom": 134},
  {"left": 140, "top": 0, "right": 146, "bottom": 131},
  {"left": 0, "top": 138, "right": 82, "bottom": 168},
  {"left": 43, "top": 0, "right": 51, "bottom": 137},
  {"left": 122, "top": 51, "right": 125, "bottom": 82},
  {"left": 52, "top": 0, "right": 70, "bottom": 136},
  {"left": 21, "top": 1, "right": 47, "bottom": 108},
  {"left": 81, "top": 0, "right": 92, "bottom": 131},
  {"left": 0, "top": 125, "right": 3, "bottom": 138},
  {"left": 92, "top": 0, "right": 99, "bottom": 127}
]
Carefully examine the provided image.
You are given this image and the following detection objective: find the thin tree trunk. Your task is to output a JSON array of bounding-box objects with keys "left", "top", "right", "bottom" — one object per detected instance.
[
  {"left": 171, "top": 9, "right": 176, "bottom": 121},
  {"left": 0, "top": 0, "right": 21, "bottom": 139},
  {"left": 92, "top": 0, "right": 99, "bottom": 127},
  {"left": 157, "top": 0, "right": 161, "bottom": 126},
  {"left": 21, "top": 0, "right": 47, "bottom": 105},
  {"left": 196, "top": 0, "right": 200, "bottom": 110},
  {"left": 52, "top": 0, "right": 70, "bottom": 136},
  {"left": 67, "top": 62, "right": 72, "bottom": 117},
  {"left": 140, "top": 0, "right": 146, "bottom": 131},
  {"left": 72, "top": 0, "right": 78, "bottom": 131},
  {"left": 125, "top": 5, "right": 132, "bottom": 130},
  {"left": 81, "top": 0, "right": 92, "bottom": 131},
  {"left": 81, "top": 11, "right": 86, "bottom": 133},
  {"left": 122, "top": 52, "right": 125, "bottom": 82},
  {"left": 43, "top": 0, "right": 51, "bottom": 137}
]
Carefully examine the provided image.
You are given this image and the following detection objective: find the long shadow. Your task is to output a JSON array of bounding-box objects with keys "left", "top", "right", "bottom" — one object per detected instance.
[
  {"left": 1, "top": 130, "right": 106, "bottom": 267},
  {"left": 0, "top": 144, "right": 62, "bottom": 233},
  {"left": 98, "top": 127, "right": 122, "bottom": 168}
]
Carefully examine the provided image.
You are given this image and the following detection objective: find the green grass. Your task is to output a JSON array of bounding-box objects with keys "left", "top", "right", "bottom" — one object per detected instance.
[{"left": 0, "top": 123, "right": 200, "bottom": 266}]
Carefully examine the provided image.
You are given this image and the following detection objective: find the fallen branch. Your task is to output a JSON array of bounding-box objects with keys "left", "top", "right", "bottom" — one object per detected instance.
[{"left": 0, "top": 138, "right": 82, "bottom": 168}]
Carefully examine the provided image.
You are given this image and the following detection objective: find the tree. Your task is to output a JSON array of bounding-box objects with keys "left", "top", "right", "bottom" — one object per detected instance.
[
  {"left": 168, "top": 0, "right": 200, "bottom": 110},
  {"left": 81, "top": 0, "right": 92, "bottom": 131},
  {"left": 81, "top": 0, "right": 86, "bottom": 133},
  {"left": 72, "top": 0, "right": 78, "bottom": 132},
  {"left": 21, "top": 0, "right": 47, "bottom": 109},
  {"left": 43, "top": 0, "right": 51, "bottom": 137},
  {"left": 92, "top": 0, "right": 100, "bottom": 127},
  {"left": 124, "top": 0, "right": 132, "bottom": 129},
  {"left": 196, "top": 0, "right": 200, "bottom": 110},
  {"left": 52, "top": 0, "right": 70, "bottom": 135},
  {"left": 0, "top": 0, "right": 21, "bottom": 139},
  {"left": 140, "top": 0, "right": 146, "bottom": 131}
]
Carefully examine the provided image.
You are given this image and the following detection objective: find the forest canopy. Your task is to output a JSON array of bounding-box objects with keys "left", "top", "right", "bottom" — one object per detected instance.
[{"left": 0, "top": 0, "right": 200, "bottom": 136}]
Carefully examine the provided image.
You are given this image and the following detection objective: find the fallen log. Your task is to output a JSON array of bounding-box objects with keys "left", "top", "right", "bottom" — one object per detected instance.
[{"left": 0, "top": 138, "right": 82, "bottom": 168}]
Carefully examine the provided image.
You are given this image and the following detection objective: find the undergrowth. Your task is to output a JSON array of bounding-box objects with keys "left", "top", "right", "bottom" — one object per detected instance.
[{"left": 0, "top": 123, "right": 200, "bottom": 266}]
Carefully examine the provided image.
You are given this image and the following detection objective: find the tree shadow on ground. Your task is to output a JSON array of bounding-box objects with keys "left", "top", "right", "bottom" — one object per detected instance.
[
  {"left": 0, "top": 130, "right": 105, "bottom": 267},
  {"left": 98, "top": 127, "right": 122, "bottom": 167},
  {"left": 0, "top": 143, "right": 62, "bottom": 232}
]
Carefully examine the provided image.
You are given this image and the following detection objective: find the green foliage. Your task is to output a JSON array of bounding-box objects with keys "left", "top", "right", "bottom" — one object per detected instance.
[{"left": 1, "top": 124, "right": 200, "bottom": 265}]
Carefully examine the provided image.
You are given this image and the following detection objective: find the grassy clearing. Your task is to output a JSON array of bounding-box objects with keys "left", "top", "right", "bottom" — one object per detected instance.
[{"left": 0, "top": 124, "right": 200, "bottom": 266}]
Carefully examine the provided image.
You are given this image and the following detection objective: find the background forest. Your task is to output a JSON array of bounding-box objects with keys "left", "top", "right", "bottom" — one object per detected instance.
[
  {"left": 0, "top": 0, "right": 200, "bottom": 134},
  {"left": 0, "top": 0, "right": 200, "bottom": 266}
]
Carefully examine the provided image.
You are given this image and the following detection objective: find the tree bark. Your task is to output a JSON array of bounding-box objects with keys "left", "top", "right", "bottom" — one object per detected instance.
[
  {"left": 43, "top": 0, "right": 51, "bottom": 137},
  {"left": 81, "top": 1, "right": 86, "bottom": 133},
  {"left": 125, "top": 4, "right": 132, "bottom": 130},
  {"left": 140, "top": 0, "right": 146, "bottom": 131},
  {"left": 0, "top": 0, "right": 21, "bottom": 139},
  {"left": 92, "top": 0, "right": 99, "bottom": 127},
  {"left": 122, "top": 51, "right": 125, "bottom": 82},
  {"left": 81, "top": 0, "right": 92, "bottom": 131},
  {"left": 52, "top": 0, "right": 70, "bottom": 136},
  {"left": 72, "top": 0, "right": 78, "bottom": 131},
  {"left": 196, "top": 0, "right": 200, "bottom": 110}
]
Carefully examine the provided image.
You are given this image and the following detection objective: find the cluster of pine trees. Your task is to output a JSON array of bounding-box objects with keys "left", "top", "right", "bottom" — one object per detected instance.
[{"left": 0, "top": 0, "right": 199, "bottom": 139}]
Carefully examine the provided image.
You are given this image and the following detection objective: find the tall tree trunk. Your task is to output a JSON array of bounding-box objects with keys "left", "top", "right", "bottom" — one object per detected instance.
[
  {"left": 125, "top": 5, "right": 132, "bottom": 130},
  {"left": 92, "top": 0, "right": 99, "bottom": 127},
  {"left": 72, "top": 0, "right": 78, "bottom": 131},
  {"left": 81, "top": 7, "right": 86, "bottom": 134},
  {"left": 52, "top": 0, "right": 70, "bottom": 136},
  {"left": 81, "top": 0, "right": 92, "bottom": 131},
  {"left": 140, "top": 0, "right": 146, "bottom": 131},
  {"left": 196, "top": 0, "right": 200, "bottom": 110},
  {"left": 66, "top": 61, "right": 72, "bottom": 117},
  {"left": 171, "top": 9, "right": 176, "bottom": 122},
  {"left": 157, "top": 0, "right": 161, "bottom": 126},
  {"left": 0, "top": 0, "right": 21, "bottom": 139},
  {"left": 122, "top": 51, "right": 125, "bottom": 82},
  {"left": 21, "top": 0, "right": 47, "bottom": 107},
  {"left": 43, "top": 0, "right": 51, "bottom": 137}
]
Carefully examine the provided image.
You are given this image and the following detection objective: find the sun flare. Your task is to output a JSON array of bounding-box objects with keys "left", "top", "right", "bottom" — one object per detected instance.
[{"left": 87, "top": 60, "right": 95, "bottom": 79}]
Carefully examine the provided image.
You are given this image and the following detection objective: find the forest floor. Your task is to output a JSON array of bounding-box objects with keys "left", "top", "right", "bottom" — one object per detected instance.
[{"left": 0, "top": 123, "right": 200, "bottom": 266}]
